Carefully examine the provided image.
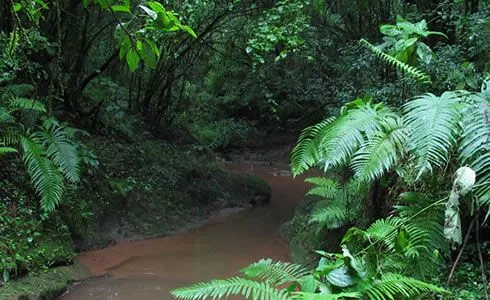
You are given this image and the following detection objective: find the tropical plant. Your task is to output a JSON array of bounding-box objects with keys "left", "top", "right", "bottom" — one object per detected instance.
[
  {"left": 0, "top": 84, "right": 81, "bottom": 213},
  {"left": 171, "top": 236, "right": 447, "bottom": 300},
  {"left": 360, "top": 39, "right": 432, "bottom": 84},
  {"left": 305, "top": 178, "right": 362, "bottom": 230},
  {"left": 291, "top": 83, "right": 490, "bottom": 217},
  {"left": 377, "top": 17, "right": 447, "bottom": 66}
]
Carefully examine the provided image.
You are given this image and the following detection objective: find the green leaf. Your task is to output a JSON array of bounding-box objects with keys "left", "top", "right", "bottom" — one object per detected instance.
[
  {"left": 126, "top": 49, "right": 140, "bottom": 72},
  {"left": 141, "top": 41, "right": 157, "bottom": 68},
  {"left": 139, "top": 5, "right": 157, "bottom": 19},
  {"left": 0, "top": 147, "right": 17, "bottom": 154},
  {"left": 293, "top": 292, "right": 362, "bottom": 299},
  {"left": 111, "top": 5, "right": 130, "bottom": 13},
  {"left": 147, "top": 1, "right": 166, "bottom": 13},
  {"left": 298, "top": 275, "right": 318, "bottom": 293},
  {"left": 326, "top": 267, "right": 355, "bottom": 287},
  {"left": 182, "top": 25, "right": 197, "bottom": 38},
  {"left": 12, "top": 2, "right": 22, "bottom": 12}
]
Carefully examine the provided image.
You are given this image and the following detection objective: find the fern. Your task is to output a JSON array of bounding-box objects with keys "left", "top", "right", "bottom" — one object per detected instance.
[
  {"left": 360, "top": 39, "right": 432, "bottom": 84},
  {"left": 404, "top": 92, "right": 465, "bottom": 178},
  {"left": 291, "top": 117, "right": 336, "bottom": 175},
  {"left": 38, "top": 119, "right": 81, "bottom": 183},
  {"left": 0, "top": 146, "right": 17, "bottom": 154},
  {"left": 305, "top": 177, "right": 340, "bottom": 199},
  {"left": 0, "top": 84, "right": 34, "bottom": 101},
  {"left": 241, "top": 259, "right": 309, "bottom": 285},
  {"left": 9, "top": 97, "right": 46, "bottom": 112},
  {"left": 309, "top": 204, "right": 349, "bottom": 229},
  {"left": 459, "top": 97, "right": 490, "bottom": 204},
  {"left": 364, "top": 273, "right": 446, "bottom": 300},
  {"left": 350, "top": 118, "right": 408, "bottom": 182},
  {"left": 21, "top": 135, "right": 64, "bottom": 212},
  {"left": 291, "top": 101, "right": 397, "bottom": 176},
  {"left": 292, "top": 292, "right": 362, "bottom": 299},
  {"left": 171, "top": 277, "right": 291, "bottom": 300}
]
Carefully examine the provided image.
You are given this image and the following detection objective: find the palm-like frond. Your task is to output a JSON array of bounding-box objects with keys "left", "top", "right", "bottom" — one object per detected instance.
[
  {"left": 170, "top": 277, "right": 291, "bottom": 300},
  {"left": 459, "top": 98, "right": 490, "bottom": 204},
  {"left": 404, "top": 92, "right": 465, "bottom": 178},
  {"left": 21, "top": 135, "right": 64, "bottom": 212},
  {"left": 291, "top": 102, "right": 397, "bottom": 176},
  {"left": 364, "top": 217, "right": 400, "bottom": 252},
  {"left": 364, "top": 273, "right": 446, "bottom": 300},
  {"left": 0, "top": 146, "right": 17, "bottom": 154},
  {"left": 241, "top": 259, "right": 310, "bottom": 285},
  {"left": 292, "top": 292, "right": 362, "bottom": 299},
  {"left": 305, "top": 177, "right": 340, "bottom": 199},
  {"left": 309, "top": 204, "right": 349, "bottom": 229},
  {"left": 360, "top": 39, "right": 432, "bottom": 84},
  {"left": 38, "top": 120, "right": 81, "bottom": 183},
  {"left": 291, "top": 117, "right": 336, "bottom": 175},
  {"left": 350, "top": 118, "right": 408, "bottom": 182},
  {"left": 9, "top": 97, "right": 46, "bottom": 112},
  {"left": 0, "top": 84, "right": 34, "bottom": 101}
]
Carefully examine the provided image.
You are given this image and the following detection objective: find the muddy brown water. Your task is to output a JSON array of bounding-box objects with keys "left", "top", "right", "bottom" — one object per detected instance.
[{"left": 60, "top": 163, "right": 313, "bottom": 300}]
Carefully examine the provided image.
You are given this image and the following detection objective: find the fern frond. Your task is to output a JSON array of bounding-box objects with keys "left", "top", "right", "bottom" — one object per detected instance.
[
  {"left": 292, "top": 292, "right": 362, "bottom": 299},
  {"left": 309, "top": 204, "right": 349, "bottom": 229},
  {"left": 364, "top": 217, "right": 400, "bottom": 252},
  {"left": 0, "top": 127, "right": 21, "bottom": 146},
  {"left": 0, "top": 84, "right": 34, "bottom": 101},
  {"left": 364, "top": 273, "right": 446, "bottom": 299},
  {"left": 170, "top": 277, "right": 291, "bottom": 300},
  {"left": 404, "top": 92, "right": 465, "bottom": 178},
  {"left": 9, "top": 97, "right": 46, "bottom": 112},
  {"left": 305, "top": 177, "right": 341, "bottom": 199},
  {"left": 291, "top": 102, "right": 396, "bottom": 176},
  {"left": 0, "top": 106, "right": 14, "bottom": 123},
  {"left": 0, "top": 146, "right": 17, "bottom": 154},
  {"left": 21, "top": 135, "right": 64, "bottom": 212},
  {"left": 241, "top": 259, "right": 310, "bottom": 285},
  {"left": 459, "top": 99, "right": 490, "bottom": 203},
  {"left": 39, "top": 120, "right": 81, "bottom": 183},
  {"left": 360, "top": 39, "right": 431, "bottom": 84},
  {"left": 291, "top": 117, "right": 336, "bottom": 175},
  {"left": 350, "top": 118, "right": 408, "bottom": 182}
]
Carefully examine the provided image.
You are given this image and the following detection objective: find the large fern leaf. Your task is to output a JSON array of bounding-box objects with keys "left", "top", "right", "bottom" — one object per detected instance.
[
  {"left": 38, "top": 120, "right": 81, "bottom": 183},
  {"left": 350, "top": 118, "right": 408, "bottom": 182},
  {"left": 305, "top": 177, "right": 341, "bottom": 199},
  {"left": 404, "top": 92, "right": 466, "bottom": 178},
  {"left": 291, "top": 117, "right": 336, "bottom": 175},
  {"left": 309, "top": 204, "right": 349, "bottom": 229},
  {"left": 364, "top": 273, "right": 446, "bottom": 299},
  {"left": 240, "top": 259, "right": 310, "bottom": 285},
  {"left": 9, "top": 97, "right": 46, "bottom": 112},
  {"left": 0, "top": 146, "right": 17, "bottom": 154},
  {"left": 292, "top": 292, "right": 362, "bottom": 299},
  {"left": 291, "top": 102, "right": 396, "bottom": 176},
  {"left": 0, "top": 84, "right": 34, "bottom": 101},
  {"left": 170, "top": 277, "right": 291, "bottom": 300},
  {"left": 21, "top": 135, "right": 64, "bottom": 212},
  {"left": 459, "top": 99, "right": 490, "bottom": 205}
]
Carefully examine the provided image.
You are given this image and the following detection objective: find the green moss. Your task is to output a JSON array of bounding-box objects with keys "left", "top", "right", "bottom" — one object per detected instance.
[{"left": 0, "top": 264, "right": 86, "bottom": 300}]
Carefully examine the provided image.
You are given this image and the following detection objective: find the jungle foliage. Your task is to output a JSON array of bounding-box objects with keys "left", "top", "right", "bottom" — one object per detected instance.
[{"left": 0, "top": 0, "right": 489, "bottom": 298}]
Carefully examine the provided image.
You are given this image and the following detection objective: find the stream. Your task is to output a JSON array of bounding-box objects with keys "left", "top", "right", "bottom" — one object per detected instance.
[{"left": 60, "top": 163, "right": 311, "bottom": 300}]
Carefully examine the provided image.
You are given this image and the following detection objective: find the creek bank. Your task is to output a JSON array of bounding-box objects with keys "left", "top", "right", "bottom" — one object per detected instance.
[
  {"left": 0, "top": 264, "right": 86, "bottom": 300},
  {"left": 0, "top": 134, "right": 272, "bottom": 299}
]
